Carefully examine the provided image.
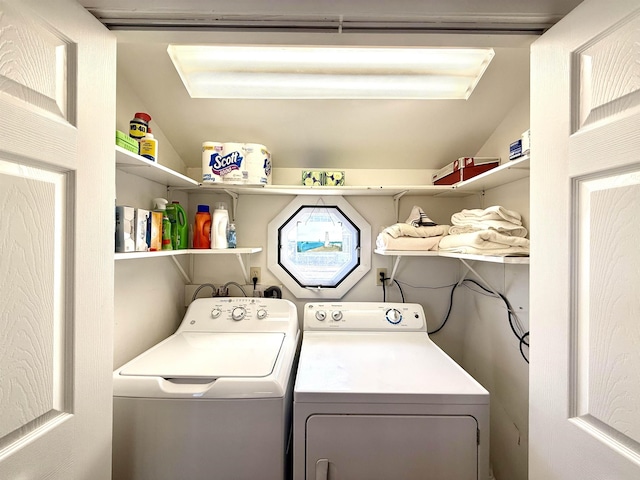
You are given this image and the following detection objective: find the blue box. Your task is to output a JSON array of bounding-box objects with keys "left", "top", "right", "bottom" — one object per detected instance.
[{"left": 509, "top": 139, "right": 523, "bottom": 160}]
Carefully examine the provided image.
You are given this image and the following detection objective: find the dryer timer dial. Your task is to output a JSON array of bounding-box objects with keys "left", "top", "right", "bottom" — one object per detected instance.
[{"left": 385, "top": 308, "right": 402, "bottom": 324}]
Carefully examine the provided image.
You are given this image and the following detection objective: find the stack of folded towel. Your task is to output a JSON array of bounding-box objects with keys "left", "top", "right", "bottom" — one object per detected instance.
[
  {"left": 438, "top": 205, "right": 530, "bottom": 256},
  {"left": 376, "top": 206, "right": 450, "bottom": 251}
]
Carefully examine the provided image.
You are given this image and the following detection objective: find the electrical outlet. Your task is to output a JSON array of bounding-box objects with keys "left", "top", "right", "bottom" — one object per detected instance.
[
  {"left": 376, "top": 268, "right": 387, "bottom": 286},
  {"left": 250, "top": 267, "right": 261, "bottom": 284}
]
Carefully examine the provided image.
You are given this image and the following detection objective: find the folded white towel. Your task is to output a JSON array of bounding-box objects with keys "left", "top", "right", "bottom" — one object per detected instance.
[
  {"left": 405, "top": 205, "right": 437, "bottom": 227},
  {"left": 438, "top": 229, "right": 530, "bottom": 255},
  {"left": 383, "top": 223, "right": 450, "bottom": 239},
  {"left": 452, "top": 206, "right": 522, "bottom": 226},
  {"left": 448, "top": 224, "right": 528, "bottom": 238},
  {"left": 376, "top": 233, "right": 442, "bottom": 251}
]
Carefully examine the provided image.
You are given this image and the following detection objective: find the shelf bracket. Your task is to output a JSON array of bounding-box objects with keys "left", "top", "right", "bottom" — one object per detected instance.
[
  {"left": 392, "top": 190, "right": 408, "bottom": 222},
  {"left": 223, "top": 189, "right": 240, "bottom": 221},
  {"left": 170, "top": 255, "right": 192, "bottom": 284},
  {"left": 235, "top": 251, "right": 252, "bottom": 284},
  {"left": 388, "top": 255, "right": 403, "bottom": 284},
  {"left": 456, "top": 258, "right": 501, "bottom": 297}
]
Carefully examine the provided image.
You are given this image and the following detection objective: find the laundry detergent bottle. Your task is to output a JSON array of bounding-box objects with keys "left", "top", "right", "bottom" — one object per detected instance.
[
  {"left": 194, "top": 204, "right": 211, "bottom": 249},
  {"left": 153, "top": 198, "right": 172, "bottom": 250},
  {"left": 170, "top": 201, "right": 188, "bottom": 249},
  {"left": 211, "top": 202, "right": 229, "bottom": 249}
]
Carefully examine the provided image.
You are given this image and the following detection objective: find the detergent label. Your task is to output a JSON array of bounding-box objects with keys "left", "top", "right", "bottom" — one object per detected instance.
[
  {"left": 264, "top": 157, "right": 272, "bottom": 177},
  {"left": 210, "top": 151, "right": 243, "bottom": 176}
]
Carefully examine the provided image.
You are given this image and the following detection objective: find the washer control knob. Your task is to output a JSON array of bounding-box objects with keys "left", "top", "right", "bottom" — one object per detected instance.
[
  {"left": 210, "top": 308, "right": 222, "bottom": 319},
  {"left": 386, "top": 308, "right": 402, "bottom": 324},
  {"left": 332, "top": 310, "right": 343, "bottom": 322},
  {"left": 231, "top": 306, "right": 246, "bottom": 321},
  {"left": 257, "top": 308, "right": 268, "bottom": 320},
  {"left": 315, "top": 311, "right": 327, "bottom": 321}
]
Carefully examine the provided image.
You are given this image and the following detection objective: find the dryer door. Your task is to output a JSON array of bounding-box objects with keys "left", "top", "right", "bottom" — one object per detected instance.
[{"left": 306, "top": 414, "right": 478, "bottom": 480}]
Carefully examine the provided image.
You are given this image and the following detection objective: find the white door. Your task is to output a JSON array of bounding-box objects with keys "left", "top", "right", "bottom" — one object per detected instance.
[
  {"left": 531, "top": 0, "right": 640, "bottom": 478},
  {"left": 0, "top": 0, "right": 115, "bottom": 478}
]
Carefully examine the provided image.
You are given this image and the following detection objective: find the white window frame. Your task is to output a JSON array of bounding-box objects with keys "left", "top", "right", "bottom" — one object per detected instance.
[{"left": 267, "top": 196, "right": 371, "bottom": 299}]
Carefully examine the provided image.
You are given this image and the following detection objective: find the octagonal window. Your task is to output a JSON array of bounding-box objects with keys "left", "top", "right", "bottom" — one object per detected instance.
[{"left": 268, "top": 196, "right": 371, "bottom": 299}]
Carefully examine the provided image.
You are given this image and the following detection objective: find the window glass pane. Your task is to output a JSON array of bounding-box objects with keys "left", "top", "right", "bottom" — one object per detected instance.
[{"left": 278, "top": 206, "right": 360, "bottom": 288}]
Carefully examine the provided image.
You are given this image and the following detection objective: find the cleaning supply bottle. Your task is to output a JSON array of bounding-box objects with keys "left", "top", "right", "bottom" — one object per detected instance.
[
  {"left": 211, "top": 202, "right": 229, "bottom": 249},
  {"left": 153, "top": 198, "right": 172, "bottom": 250},
  {"left": 139, "top": 127, "right": 158, "bottom": 162},
  {"left": 169, "top": 201, "right": 188, "bottom": 250},
  {"left": 194, "top": 205, "right": 211, "bottom": 249},
  {"left": 227, "top": 223, "right": 237, "bottom": 248},
  {"left": 129, "top": 112, "right": 151, "bottom": 143}
]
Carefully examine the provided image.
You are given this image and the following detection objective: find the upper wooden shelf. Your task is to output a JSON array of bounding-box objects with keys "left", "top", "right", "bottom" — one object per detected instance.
[
  {"left": 115, "top": 146, "right": 199, "bottom": 188},
  {"left": 116, "top": 146, "right": 530, "bottom": 196}
]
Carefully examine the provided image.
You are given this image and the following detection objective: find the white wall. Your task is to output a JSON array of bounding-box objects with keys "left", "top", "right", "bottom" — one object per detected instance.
[
  {"left": 453, "top": 95, "right": 531, "bottom": 480},
  {"left": 113, "top": 61, "right": 531, "bottom": 480}
]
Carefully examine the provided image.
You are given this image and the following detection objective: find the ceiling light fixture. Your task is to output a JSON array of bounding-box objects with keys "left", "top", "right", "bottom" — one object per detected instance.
[{"left": 167, "top": 45, "right": 494, "bottom": 100}]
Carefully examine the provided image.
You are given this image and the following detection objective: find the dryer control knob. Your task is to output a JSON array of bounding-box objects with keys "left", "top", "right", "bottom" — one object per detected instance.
[
  {"left": 315, "top": 311, "right": 326, "bottom": 321},
  {"left": 331, "top": 310, "right": 343, "bottom": 322},
  {"left": 257, "top": 308, "right": 268, "bottom": 320},
  {"left": 231, "top": 306, "right": 246, "bottom": 321},
  {"left": 210, "top": 308, "right": 222, "bottom": 319},
  {"left": 386, "top": 308, "right": 402, "bottom": 324}
]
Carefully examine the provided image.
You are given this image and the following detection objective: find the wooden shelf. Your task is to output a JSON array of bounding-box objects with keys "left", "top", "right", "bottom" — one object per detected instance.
[
  {"left": 115, "top": 146, "right": 199, "bottom": 188},
  {"left": 114, "top": 247, "right": 262, "bottom": 261},
  {"left": 114, "top": 247, "right": 262, "bottom": 284},
  {"left": 116, "top": 145, "right": 529, "bottom": 197},
  {"left": 374, "top": 249, "right": 529, "bottom": 264},
  {"left": 454, "top": 155, "right": 530, "bottom": 192}
]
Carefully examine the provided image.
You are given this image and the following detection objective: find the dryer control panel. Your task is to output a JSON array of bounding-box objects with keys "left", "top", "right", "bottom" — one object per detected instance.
[
  {"left": 177, "top": 297, "right": 298, "bottom": 335},
  {"left": 304, "top": 302, "right": 426, "bottom": 332}
]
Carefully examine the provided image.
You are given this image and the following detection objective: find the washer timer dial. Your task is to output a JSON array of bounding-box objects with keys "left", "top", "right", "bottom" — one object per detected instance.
[
  {"left": 385, "top": 308, "right": 402, "bottom": 324},
  {"left": 231, "top": 306, "right": 246, "bottom": 321}
]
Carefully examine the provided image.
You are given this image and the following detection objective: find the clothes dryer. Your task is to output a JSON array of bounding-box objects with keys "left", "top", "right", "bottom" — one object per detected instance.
[
  {"left": 113, "top": 297, "right": 299, "bottom": 480},
  {"left": 293, "top": 302, "right": 489, "bottom": 480}
]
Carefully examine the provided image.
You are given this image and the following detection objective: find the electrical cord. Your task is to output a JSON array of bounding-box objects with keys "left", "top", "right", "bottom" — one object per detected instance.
[
  {"left": 380, "top": 273, "right": 405, "bottom": 303},
  {"left": 401, "top": 276, "right": 529, "bottom": 363}
]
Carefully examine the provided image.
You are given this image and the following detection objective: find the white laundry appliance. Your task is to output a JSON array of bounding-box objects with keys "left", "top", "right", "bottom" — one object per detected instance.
[
  {"left": 293, "top": 302, "right": 490, "bottom": 480},
  {"left": 112, "top": 297, "right": 299, "bottom": 480}
]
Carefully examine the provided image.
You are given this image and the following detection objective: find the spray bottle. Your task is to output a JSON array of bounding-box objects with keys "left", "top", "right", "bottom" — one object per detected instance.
[{"left": 153, "top": 198, "right": 172, "bottom": 250}]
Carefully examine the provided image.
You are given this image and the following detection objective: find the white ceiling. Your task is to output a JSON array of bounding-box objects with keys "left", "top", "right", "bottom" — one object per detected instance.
[{"left": 81, "top": 0, "right": 583, "bottom": 170}]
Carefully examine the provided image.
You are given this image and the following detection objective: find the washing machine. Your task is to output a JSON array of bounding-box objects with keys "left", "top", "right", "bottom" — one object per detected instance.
[
  {"left": 113, "top": 297, "right": 299, "bottom": 480},
  {"left": 293, "top": 302, "right": 490, "bottom": 480}
]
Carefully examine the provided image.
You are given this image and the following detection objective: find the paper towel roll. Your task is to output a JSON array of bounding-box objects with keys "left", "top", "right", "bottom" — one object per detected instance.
[
  {"left": 221, "top": 142, "right": 248, "bottom": 184},
  {"left": 202, "top": 142, "right": 224, "bottom": 183},
  {"left": 244, "top": 143, "right": 272, "bottom": 185}
]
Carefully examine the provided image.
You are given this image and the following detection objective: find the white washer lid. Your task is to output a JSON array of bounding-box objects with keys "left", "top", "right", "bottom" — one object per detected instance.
[
  {"left": 120, "top": 332, "right": 285, "bottom": 378},
  {"left": 294, "top": 332, "right": 489, "bottom": 404}
]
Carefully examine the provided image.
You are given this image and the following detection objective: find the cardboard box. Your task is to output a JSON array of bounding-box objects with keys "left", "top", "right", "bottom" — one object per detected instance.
[
  {"left": 115, "top": 205, "right": 135, "bottom": 252},
  {"left": 431, "top": 158, "right": 463, "bottom": 184},
  {"left": 148, "top": 211, "right": 163, "bottom": 251},
  {"left": 433, "top": 157, "right": 500, "bottom": 185},
  {"left": 135, "top": 208, "right": 150, "bottom": 252},
  {"left": 324, "top": 171, "right": 345, "bottom": 186},
  {"left": 302, "top": 170, "right": 324, "bottom": 186}
]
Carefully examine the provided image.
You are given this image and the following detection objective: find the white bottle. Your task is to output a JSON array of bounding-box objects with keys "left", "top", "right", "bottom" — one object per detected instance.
[
  {"left": 140, "top": 127, "right": 158, "bottom": 162},
  {"left": 211, "top": 202, "right": 229, "bottom": 249}
]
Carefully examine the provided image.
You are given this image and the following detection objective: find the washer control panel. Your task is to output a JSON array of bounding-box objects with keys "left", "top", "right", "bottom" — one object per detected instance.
[
  {"left": 178, "top": 297, "right": 298, "bottom": 334},
  {"left": 304, "top": 302, "right": 426, "bottom": 332}
]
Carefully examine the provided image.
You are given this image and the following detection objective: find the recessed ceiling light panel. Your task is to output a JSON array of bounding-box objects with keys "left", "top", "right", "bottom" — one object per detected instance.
[{"left": 167, "top": 45, "right": 495, "bottom": 100}]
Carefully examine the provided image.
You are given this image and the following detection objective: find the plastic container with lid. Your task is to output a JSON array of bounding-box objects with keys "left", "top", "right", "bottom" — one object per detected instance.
[
  {"left": 129, "top": 112, "right": 151, "bottom": 142},
  {"left": 194, "top": 205, "right": 211, "bottom": 249},
  {"left": 227, "top": 223, "right": 237, "bottom": 249}
]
